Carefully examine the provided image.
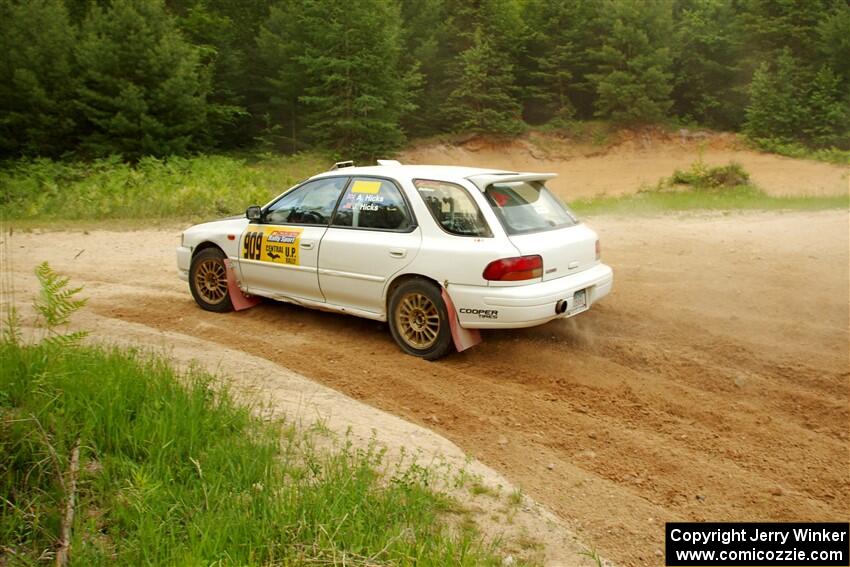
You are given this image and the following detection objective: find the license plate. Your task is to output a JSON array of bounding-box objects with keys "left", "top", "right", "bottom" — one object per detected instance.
[{"left": 572, "top": 289, "right": 587, "bottom": 310}]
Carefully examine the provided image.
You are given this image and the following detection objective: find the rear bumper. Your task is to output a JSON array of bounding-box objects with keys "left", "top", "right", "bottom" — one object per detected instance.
[
  {"left": 176, "top": 246, "right": 191, "bottom": 282},
  {"left": 447, "top": 263, "right": 613, "bottom": 329}
]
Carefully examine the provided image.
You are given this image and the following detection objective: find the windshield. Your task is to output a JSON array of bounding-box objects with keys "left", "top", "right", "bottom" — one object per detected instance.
[{"left": 484, "top": 181, "right": 578, "bottom": 235}]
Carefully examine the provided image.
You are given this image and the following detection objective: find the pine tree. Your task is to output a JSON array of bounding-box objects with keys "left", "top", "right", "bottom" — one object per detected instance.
[
  {"left": 518, "top": 0, "right": 607, "bottom": 124},
  {"left": 816, "top": 3, "right": 850, "bottom": 90},
  {"left": 445, "top": 28, "right": 523, "bottom": 134},
  {"left": 803, "top": 66, "right": 848, "bottom": 149},
  {"left": 398, "top": 0, "right": 446, "bottom": 136},
  {"left": 441, "top": 0, "right": 524, "bottom": 135},
  {"left": 74, "top": 0, "right": 215, "bottom": 158},
  {"left": 180, "top": 0, "right": 273, "bottom": 147},
  {"left": 259, "top": 0, "right": 413, "bottom": 159},
  {"left": 589, "top": 0, "right": 674, "bottom": 125},
  {"left": 740, "top": 0, "right": 837, "bottom": 65},
  {"left": 0, "top": 0, "right": 78, "bottom": 157},
  {"left": 671, "top": 0, "right": 746, "bottom": 129},
  {"left": 257, "top": 0, "right": 310, "bottom": 152},
  {"left": 174, "top": 2, "right": 249, "bottom": 148},
  {"left": 743, "top": 49, "right": 804, "bottom": 144}
]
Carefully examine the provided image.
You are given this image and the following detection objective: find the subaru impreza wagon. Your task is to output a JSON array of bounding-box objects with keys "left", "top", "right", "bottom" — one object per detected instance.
[{"left": 176, "top": 160, "right": 613, "bottom": 359}]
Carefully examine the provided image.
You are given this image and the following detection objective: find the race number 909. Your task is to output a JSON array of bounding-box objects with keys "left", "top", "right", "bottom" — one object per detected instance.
[{"left": 243, "top": 231, "right": 263, "bottom": 260}]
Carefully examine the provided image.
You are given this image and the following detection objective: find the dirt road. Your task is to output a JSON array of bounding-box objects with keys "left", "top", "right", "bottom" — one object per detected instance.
[{"left": 6, "top": 210, "right": 849, "bottom": 566}]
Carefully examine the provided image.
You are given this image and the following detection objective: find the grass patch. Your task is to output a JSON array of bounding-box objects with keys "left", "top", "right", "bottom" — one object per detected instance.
[
  {"left": 571, "top": 159, "right": 849, "bottom": 215},
  {"left": 746, "top": 137, "right": 850, "bottom": 165},
  {"left": 0, "top": 152, "right": 330, "bottom": 223},
  {"left": 0, "top": 342, "right": 506, "bottom": 565},
  {"left": 0, "top": 265, "right": 505, "bottom": 565}
]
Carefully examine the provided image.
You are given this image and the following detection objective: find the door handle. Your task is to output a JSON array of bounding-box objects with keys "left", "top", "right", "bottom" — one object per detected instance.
[
  {"left": 389, "top": 248, "right": 407, "bottom": 258},
  {"left": 300, "top": 241, "right": 315, "bottom": 250}
]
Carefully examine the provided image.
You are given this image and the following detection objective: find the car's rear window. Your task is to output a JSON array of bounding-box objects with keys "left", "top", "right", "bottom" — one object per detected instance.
[{"left": 484, "top": 181, "right": 578, "bottom": 235}]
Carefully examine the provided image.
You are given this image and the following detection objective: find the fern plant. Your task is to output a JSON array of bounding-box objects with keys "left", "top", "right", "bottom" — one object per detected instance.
[
  {"left": 33, "top": 262, "right": 88, "bottom": 347},
  {"left": 1, "top": 305, "right": 21, "bottom": 345}
]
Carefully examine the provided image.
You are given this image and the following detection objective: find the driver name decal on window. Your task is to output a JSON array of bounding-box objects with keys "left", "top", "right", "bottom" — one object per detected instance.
[{"left": 242, "top": 226, "right": 302, "bottom": 265}]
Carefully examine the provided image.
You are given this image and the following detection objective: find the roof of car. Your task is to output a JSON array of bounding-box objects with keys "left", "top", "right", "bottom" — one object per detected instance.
[
  {"left": 309, "top": 164, "right": 557, "bottom": 190},
  {"left": 311, "top": 164, "right": 514, "bottom": 180}
]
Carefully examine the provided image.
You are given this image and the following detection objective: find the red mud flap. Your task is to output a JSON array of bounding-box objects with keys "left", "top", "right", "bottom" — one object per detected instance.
[
  {"left": 441, "top": 288, "right": 482, "bottom": 353},
  {"left": 224, "top": 259, "right": 261, "bottom": 311}
]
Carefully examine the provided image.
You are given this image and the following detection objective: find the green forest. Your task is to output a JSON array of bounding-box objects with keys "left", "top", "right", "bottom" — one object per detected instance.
[{"left": 1, "top": 0, "right": 848, "bottom": 160}]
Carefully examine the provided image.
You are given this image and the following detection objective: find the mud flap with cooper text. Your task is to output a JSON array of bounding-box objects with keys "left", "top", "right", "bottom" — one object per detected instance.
[
  {"left": 224, "top": 259, "right": 261, "bottom": 311},
  {"left": 441, "top": 288, "right": 482, "bottom": 352}
]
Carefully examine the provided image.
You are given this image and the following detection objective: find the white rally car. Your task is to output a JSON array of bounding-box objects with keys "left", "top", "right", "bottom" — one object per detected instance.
[{"left": 176, "top": 161, "right": 612, "bottom": 359}]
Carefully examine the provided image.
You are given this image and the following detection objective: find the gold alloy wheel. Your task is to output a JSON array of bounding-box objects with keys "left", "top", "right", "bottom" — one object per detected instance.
[
  {"left": 194, "top": 258, "right": 228, "bottom": 304},
  {"left": 395, "top": 292, "right": 441, "bottom": 350}
]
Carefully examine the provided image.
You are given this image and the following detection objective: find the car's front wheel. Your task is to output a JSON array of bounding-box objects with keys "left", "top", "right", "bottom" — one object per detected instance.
[
  {"left": 189, "top": 247, "right": 234, "bottom": 312},
  {"left": 388, "top": 279, "right": 453, "bottom": 360}
]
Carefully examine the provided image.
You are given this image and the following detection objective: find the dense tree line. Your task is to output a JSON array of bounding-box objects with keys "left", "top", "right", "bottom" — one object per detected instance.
[{"left": 1, "top": 0, "right": 847, "bottom": 160}]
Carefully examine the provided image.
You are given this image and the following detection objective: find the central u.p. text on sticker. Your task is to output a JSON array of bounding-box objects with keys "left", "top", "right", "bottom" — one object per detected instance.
[{"left": 242, "top": 226, "right": 302, "bottom": 265}]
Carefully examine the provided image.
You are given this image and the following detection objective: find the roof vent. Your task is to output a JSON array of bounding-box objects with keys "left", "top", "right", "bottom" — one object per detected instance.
[
  {"left": 376, "top": 159, "right": 402, "bottom": 166},
  {"left": 331, "top": 160, "right": 354, "bottom": 170}
]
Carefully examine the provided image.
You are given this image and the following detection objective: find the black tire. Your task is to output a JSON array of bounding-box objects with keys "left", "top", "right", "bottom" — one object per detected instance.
[
  {"left": 189, "top": 247, "right": 234, "bottom": 313},
  {"left": 388, "top": 279, "right": 453, "bottom": 360}
]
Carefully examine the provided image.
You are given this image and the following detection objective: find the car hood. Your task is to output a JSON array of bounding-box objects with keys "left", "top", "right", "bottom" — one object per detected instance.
[{"left": 184, "top": 216, "right": 249, "bottom": 237}]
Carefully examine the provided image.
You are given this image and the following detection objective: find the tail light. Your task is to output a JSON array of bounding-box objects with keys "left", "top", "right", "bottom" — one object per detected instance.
[
  {"left": 595, "top": 239, "right": 600, "bottom": 260},
  {"left": 483, "top": 255, "right": 543, "bottom": 281}
]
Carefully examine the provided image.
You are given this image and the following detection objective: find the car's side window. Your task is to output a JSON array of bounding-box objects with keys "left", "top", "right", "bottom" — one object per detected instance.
[
  {"left": 265, "top": 177, "right": 348, "bottom": 225},
  {"left": 331, "top": 178, "right": 413, "bottom": 231},
  {"left": 413, "top": 179, "right": 492, "bottom": 237}
]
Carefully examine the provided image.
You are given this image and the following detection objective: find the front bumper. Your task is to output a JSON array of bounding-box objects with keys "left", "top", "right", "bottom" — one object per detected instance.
[
  {"left": 176, "top": 245, "right": 192, "bottom": 282},
  {"left": 447, "top": 263, "right": 613, "bottom": 329}
]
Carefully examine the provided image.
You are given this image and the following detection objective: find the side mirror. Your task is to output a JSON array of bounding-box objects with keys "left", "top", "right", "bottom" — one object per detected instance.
[{"left": 246, "top": 205, "right": 262, "bottom": 222}]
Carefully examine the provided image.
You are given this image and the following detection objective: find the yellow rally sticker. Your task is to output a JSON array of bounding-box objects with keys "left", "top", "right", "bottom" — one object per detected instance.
[
  {"left": 242, "top": 225, "right": 302, "bottom": 266},
  {"left": 351, "top": 180, "right": 382, "bottom": 194}
]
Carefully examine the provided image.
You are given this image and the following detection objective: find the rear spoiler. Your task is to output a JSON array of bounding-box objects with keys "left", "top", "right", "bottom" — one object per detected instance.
[{"left": 465, "top": 172, "right": 557, "bottom": 191}]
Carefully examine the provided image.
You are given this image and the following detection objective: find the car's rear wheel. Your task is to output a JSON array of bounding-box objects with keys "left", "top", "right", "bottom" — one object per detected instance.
[
  {"left": 388, "top": 279, "right": 453, "bottom": 360},
  {"left": 189, "top": 247, "right": 233, "bottom": 312}
]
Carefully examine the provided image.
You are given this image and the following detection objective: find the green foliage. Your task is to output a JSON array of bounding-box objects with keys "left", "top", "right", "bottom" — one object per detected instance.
[
  {"left": 589, "top": 0, "right": 674, "bottom": 125},
  {"left": 33, "top": 261, "right": 88, "bottom": 347},
  {"left": 439, "top": 0, "right": 525, "bottom": 135},
  {"left": 803, "top": 66, "right": 849, "bottom": 148},
  {"left": 445, "top": 28, "right": 524, "bottom": 135},
  {"left": 259, "top": 0, "right": 415, "bottom": 159},
  {"left": 520, "top": 0, "right": 603, "bottom": 121},
  {"left": 816, "top": 3, "right": 850, "bottom": 87},
  {"left": 745, "top": 138, "right": 850, "bottom": 166},
  {"left": 174, "top": 2, "right": 250, "bottom": 146},
  {"left": 74, "top": 0, "right": 223, "bottom": 159},
  {"left": 399, "top": 0, "right": 447, "bottom": 136},
  {"left": 0, "top": 0, "right": 848, "bottom": 157},
  {"left": 0, "top": 340, "right": 502, "bottom": 564},
  {"left": 671, "top": 0, "right": 746, "bottom": 129},
  {"left": 0, "top": 153, "right": 329, "bottom": 221},
  {"left": 669, "top": 160, "right": 750, "bottom": 189},
  {"left": 0, "top": 0, "right": 78, "bottom": 157},
  {"left": 744, "top": 50, "right": 804, "bottom": 144},
  {"left": 744, "top": 50, "right": 849, "bottom": 149},
  {"left": 519, "top": 0, "right": 580, "bottom": 125},
  {"left": 739, "top": 0, "right": 836, "bottom": 63}
]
